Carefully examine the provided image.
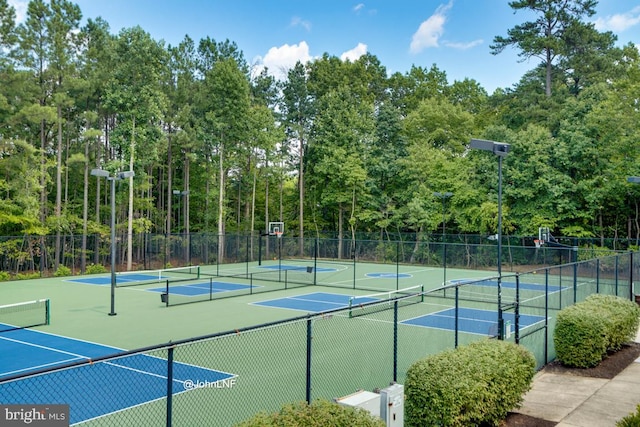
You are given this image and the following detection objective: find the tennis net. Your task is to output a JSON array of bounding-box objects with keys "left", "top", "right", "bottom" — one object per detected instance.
[
  {"left": 115, "top": 265, "right": 200, "bottom": 287},
  {"left": 348, "top": 285, "right": 424, "bottom": 318},
  {"left": 0, "top": 299, "right": 50, "bottom": 333}
]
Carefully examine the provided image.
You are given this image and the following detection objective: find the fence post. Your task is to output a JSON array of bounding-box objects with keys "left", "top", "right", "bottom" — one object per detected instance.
[
  {"left": 393, "top": 300, "right": 398, "bottom": 382},
  {"left": 166, "top": 346, "right": 174, "bottom": 427},
  {"left": 615, "top": 255, "right": 619, "bottom": 296},
  {"left": 630, "top": 251, "right": 634, "bottom": 301},
  {"left": 573, "top": 257, "right": 578, "bottom": 304},
  {"left": 544, "top": 269, "right": 549, "bottom": 364},
  {"left": 306, "top": 316, "right": 312, "bottom": 403},
  {"left": 454, "top": 287, "right": 459, "bottom": 348},
  {"left": 396, "top": 241, "right": 400, "bottom": 291},
  {"left": 596, "top": 258, "right": 600, "bottom": 293},
  {"left": 514, "top": 274, "right": 519, "bottom": 344}
]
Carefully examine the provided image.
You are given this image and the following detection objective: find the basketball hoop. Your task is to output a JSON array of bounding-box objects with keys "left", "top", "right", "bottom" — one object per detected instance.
[
  {"left": 275, "top": 231, "right": 283, "bottom": 239},
  {"left": 534, "top": 239, "right": 543, "bottom": 249}
]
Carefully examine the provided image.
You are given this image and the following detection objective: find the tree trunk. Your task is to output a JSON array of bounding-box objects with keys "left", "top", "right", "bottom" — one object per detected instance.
[
  {"left": 299, "top": 134, "right": 304, "bottom": 251},
  {"left": 127, "top": 117, "right": 135, "bottom": 271},
  {"left": 218, "top": 138, "right": 226, "bottom": 262},
  {"left": 54, "top": 105, "right": 63, "bottom": 271}
]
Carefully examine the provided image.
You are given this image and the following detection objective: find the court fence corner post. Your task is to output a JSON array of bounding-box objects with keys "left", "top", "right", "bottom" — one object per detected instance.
[
  {"left": 166, "top": 345, "right": 174, "bottom": 427},
  {"left": 306, "top": 316, "right": 312, "bottom": 403}
]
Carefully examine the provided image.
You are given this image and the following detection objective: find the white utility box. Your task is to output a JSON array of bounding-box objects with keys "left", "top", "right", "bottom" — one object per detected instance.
[
  {"left": 335, "top": 389, "right": 381, "bottom": 418},
  {"left": 380, "top": 383, "right": 404, "bottom": 426}
]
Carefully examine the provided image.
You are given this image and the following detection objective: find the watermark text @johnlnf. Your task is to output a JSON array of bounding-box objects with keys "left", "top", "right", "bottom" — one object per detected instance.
[{"left": 183, "top": 377, "right": 237, "bottom": 391}]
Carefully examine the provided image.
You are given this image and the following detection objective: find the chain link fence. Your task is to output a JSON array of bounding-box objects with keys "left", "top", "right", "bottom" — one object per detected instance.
[{"left": 2, "top": 251, "right": 638, "bottom": 426}]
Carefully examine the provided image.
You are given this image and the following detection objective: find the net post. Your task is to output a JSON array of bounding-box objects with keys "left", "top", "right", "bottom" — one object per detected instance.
[
  {"left": 165, "top": 279, "right": 169, "bottom": 307},
  {"left": 45, "top": 299, "right": 50, "bottom": 325}
]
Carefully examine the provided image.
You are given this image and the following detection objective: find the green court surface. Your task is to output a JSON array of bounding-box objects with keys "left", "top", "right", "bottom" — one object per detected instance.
[
  {"left": 0, "top": 262, "right": 494, "bottom": 349},
  {"left": 1, "top": 255, "right": 630, "bottom": 426}
]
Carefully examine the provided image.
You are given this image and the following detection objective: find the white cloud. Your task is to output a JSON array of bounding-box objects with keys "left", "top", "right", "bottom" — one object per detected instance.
[
  {"left": 290, "top": 16, "right": 312, "bottom": 32},
  {"left": 594, "top": 6, "right": 640, "bottom": 32},
  {"left": 257, "top": 41, "right": 314, "bottom": 80},
  {"left": 340, "top": 42, "right": 367, "bottom": 62},
  {"left": 444, "top": 39, "right": 483, "bottom": 50},
  {"left": 8, "top": 0, "right": 28, "bottom": 23},
  {"left": 410, "top": 1, "right": 453, "bottom": 53},
  {"left": 353, "top": 3, "right": 365, "bottom": 14}
]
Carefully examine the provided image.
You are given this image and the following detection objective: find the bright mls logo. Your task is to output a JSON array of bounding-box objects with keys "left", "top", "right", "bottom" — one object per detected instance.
[{"left": 0, "top": 405, "right": 69, "bottom": 426}]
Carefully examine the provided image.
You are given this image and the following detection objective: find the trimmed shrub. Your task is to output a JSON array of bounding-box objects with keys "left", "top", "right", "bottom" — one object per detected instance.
[
  {"left": 15, "top": 272, "right": 40, "bottom": 280},
  {"left": 234, "top": 399, "right": 385, "bottom": 427},
  {"left": 585, "top": 294, "right": 640, "bottom": 351},
  {"left": 555, "top": 295, "right": 640, "bottom": 368},
  {"left": 0, "top": 271, "right": 10, "bottom": 281},
  {"left": 618, "top": 404, "right": 640, "bottom": 427},
  {"left": 54, "top": 265, "right": 72, "bottom": 277},
  {"left": 554, "top": 304, "right": 608, "bottom": 368},
  {"left": 405, "top": 339, "right": 536, "bottom": 427},
  {"left": 85, "top": 264, "right": 107, "bottom": 274}
]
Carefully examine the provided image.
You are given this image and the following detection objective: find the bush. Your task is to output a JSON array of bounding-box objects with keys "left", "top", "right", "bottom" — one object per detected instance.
[
  {"left": 405, "top": 339, "right": 535, "bottom": 427},
  {"left": 555, "top": 295, "right": 640, "bottom": 368},
  {"left": 54, "top": 265, "right": 72, "bottom": 277},
  {"left": 585, "top": 294, "right": 640, "bottom": 351},
  {"left": 618, "top": 404, "right": 640, "bottom": 427},
  {"left": 0, "top": 271, "right": 10, "bottom": 281},
  {"left": 234, "top": 399, "right": 385, "bottom": 427},
  {"left": 554, "top": 305, "right": 608, "bottom": 368},
  {"left": 85, "top": 264, "right": 107, "bottom": 274},
  {"left": 14, "top": 272, "right": 40, "bottom": 280}
]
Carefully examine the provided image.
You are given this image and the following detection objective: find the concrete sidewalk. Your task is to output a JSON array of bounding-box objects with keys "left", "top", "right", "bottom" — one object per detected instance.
[{"left": 515, "top": 330, "right": 640, "bottom": 427}]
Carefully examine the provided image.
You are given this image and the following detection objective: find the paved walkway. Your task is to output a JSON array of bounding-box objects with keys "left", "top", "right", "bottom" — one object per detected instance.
[{"left": 515, "top": 330, "right": 640, "bottom": 426}]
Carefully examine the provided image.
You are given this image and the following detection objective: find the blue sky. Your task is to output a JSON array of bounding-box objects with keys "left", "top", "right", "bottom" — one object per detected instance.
[{"left": 10, "top": 1, "right": 640, "bottom": 93}]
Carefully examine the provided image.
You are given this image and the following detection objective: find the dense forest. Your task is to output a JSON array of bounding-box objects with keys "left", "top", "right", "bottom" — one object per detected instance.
[{"left": 1, "top": 0, "right": 640, "bottom": 268}]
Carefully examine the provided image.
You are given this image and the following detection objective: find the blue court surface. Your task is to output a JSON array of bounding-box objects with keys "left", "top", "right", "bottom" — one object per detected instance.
[
  {"left": 401, "top": 307, "right": 545, "bottom": 336},
  {"left": 0, "top": 327, "right": 234, "bottom": 424},
  {"left": 366, "top": 272, "right": 412, "bottom": 279},
  {"left": 252, "top": 292, "right": 378, "bottom": 313},
  {"left": 258, "top": 264, "right": 337, "bottom": 272},
  {"left": 449, "top": 278, "right": 564, "bottom": 292},
  {"left": 147, "top": 281, "right": 252, "bottom": 296},
  {"left": 67, "top": 273, "right": 167, "bottom": 286}
]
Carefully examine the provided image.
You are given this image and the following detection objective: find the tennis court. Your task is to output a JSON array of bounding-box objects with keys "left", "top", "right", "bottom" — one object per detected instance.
[
  {"left": 251, "top": 292, "right": 379, "bottom": 313},
  {"left": 67, "top": 266, "right": 201, "bottom": 287},
  {"left": 0, "top": 326, "right": 235, "bottom": 425},
  {"left": 401, "top": 307, "right": 545, "bottom": 336},
  {"left": 147, "top": 280, "right": 253, "bottom": 297},
  {"left": 0, "top": 249, "right": 630, "bottom": 426},
  {"left": 449, "top": 278, "right": 564, "bottom": 293}
]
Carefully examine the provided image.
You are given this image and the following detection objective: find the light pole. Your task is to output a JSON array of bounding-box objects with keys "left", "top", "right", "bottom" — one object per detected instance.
[
  {"left": 92, "top": 168, "right": 135, "bottom": 316},
  {"left": 434, "top": 192, "right": 453, "bottom": 285},
  {"left": 470, "top": 138, "right": 510, "bottom": 339}
]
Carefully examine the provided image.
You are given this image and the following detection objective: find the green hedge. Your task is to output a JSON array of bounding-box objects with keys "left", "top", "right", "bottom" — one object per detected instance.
[
  {"left": 554, "top": 295, "right": 640, "bottom": 368},
  {"left": 234, "top": 399, "right": 385, "bottom": 427},
  {"left": 404, "top": 339, "right": 535, "bottom": 427}
]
